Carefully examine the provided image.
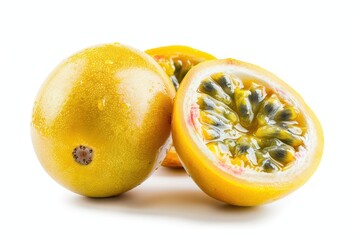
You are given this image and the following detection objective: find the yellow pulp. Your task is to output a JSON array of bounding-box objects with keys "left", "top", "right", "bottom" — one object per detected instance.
[{"left": 196, "top": 72, "right": 307, "bottom": 173}]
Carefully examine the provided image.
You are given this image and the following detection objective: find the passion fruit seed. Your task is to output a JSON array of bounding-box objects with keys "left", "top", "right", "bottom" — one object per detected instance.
[
  {"left": 196, "top": 73, "right": 306, "bottom": 173},
  {"left": 264, "top": 144, "right": 296, "bottom": 164},
  {"left": 261, "top": 158, "right": 279, "bottom": 173},
  {"left": 197, "top": 94, "right": 238, "bottom": 123},
  {"left": 234, "top": 89, "right": 254, "bottom": 127},
  {"left": 275, "top": 106, "right": 298, "bottom": 121},
  {"left": 157, "top": 57, "right": 200, "bottom": 90},
  {"left": 248, "top": 83, "right": 267, "bottom": 105},
  {"left": 257, "top": 94, "right": 282, "bottom": 125},
  {"left": 255, "top": 125, "right": 303, "bottom": 147},
  {"left": 72, "top": 145, "right": 93, "bottom": 165},
  {"left": 204, "top": 109, "right": 233, "bottom": 126},
  {"left": 201, "top": 124, "right": 221, "bottom": 140},
  {"left": 211, "top": 73, "right": 236, "bottom": 97},
  {"left": 200, "top": 79, "right": 232, "bottom": 105}
]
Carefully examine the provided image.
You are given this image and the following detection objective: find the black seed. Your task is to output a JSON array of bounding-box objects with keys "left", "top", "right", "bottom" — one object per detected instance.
[
  {"left": 272, "top": 149, "right": 287, "bottom": 161},
  {"left": 238, "top": 144, "right": 250, "bottom": 153},
  {"left": 282, "top": 138, "right": 293, "bottom": 145},
  {"left": 218, "top": 75, "right": 231, "bottom": 88},
  {"left": 206, "top": 114, "right": 225, "bottom": 127},
  {"left": 175, "top": 61, "right": 191, "bottom": 83},
  {"left": 264, "top": 104, "right": 275, "bottom": 115},
  {"left": 202, "top": 81, "right": 216, "bottom": 92},
  {"left": 277, "top": 109, "right": 292, "bottom": 121},
  {"left": 239, "top": 105, "right": 250, "bottom": 117},
  {"left": 262, "top": 159, "right": 277, "bottom": 173},
  {"left": 213, "top": 74, "right": 235, "bottom": 96},
  {"left": 173, "top": 60, "right": 182, "bottom": 73},
  {"left": 249, "top": 91, "right": 260, "bottom": 104},
  {"left": 89, "top": 149, "right": 93, "bottom": 153}
]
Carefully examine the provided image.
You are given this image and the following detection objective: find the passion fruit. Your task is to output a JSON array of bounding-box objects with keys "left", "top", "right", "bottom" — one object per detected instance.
[
  {"left": 146, "top": 45, "right": 216, "bottom": 167},
  {"left": 31, "top": 43, "right": 175, "bottom": 197},
  {"left": 172, "top": 58, "right": 323, "bottom": 206}
]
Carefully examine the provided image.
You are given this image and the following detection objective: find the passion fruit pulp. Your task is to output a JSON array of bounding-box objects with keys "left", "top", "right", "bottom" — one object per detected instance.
[{"left": 196, "top": 72, "right": 306, "bottom": 173}]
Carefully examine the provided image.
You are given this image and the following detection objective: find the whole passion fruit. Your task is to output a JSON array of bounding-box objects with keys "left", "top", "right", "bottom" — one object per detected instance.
[{"left": 31, "top": 43, "right": 175, "bottom": 197}]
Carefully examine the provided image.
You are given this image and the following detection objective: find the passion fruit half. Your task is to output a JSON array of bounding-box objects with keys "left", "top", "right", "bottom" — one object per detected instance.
[{"left": 172, "top": 58, "right": 324, "bottom": 206}]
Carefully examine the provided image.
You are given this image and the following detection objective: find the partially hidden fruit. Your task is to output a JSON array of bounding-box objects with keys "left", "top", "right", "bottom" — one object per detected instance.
[
  {"left": 172, "top": 59, "right": 323, "bottom": 206},
  {"left": 31, "top": 43, "right": 175, "bottom": 197},
  {"left": 146, "top": 45, "right": 216, "bottom": 167}
]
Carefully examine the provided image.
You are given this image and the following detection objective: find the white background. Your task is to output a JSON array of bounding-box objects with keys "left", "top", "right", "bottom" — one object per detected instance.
[{"left": 1, "top": 0, "right": 359, "bottom": 239}]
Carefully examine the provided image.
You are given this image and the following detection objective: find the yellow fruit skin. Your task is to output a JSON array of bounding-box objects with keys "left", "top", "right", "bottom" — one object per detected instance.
[
  {"left": 172, "top": 59, "right": 324, "bottom": 206},
  {"left": 145, "top": 45, "right": 216, "bottom": 62},
  {"left": 146, "top": 45, "right": 216, "bottom": 168},
  {"left": 31, "top": 43, "right": 175, "bottom": 197}
]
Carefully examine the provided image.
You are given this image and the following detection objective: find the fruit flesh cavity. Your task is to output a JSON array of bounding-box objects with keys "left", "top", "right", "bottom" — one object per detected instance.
[{"left": 195, "top": 73, "right": 307, "bottom": 173}]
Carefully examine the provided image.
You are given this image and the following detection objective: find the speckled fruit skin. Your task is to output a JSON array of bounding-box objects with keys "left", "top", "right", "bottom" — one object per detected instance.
[
  {"left": 31, "top": 43, "right": 176, "bottom": 197},
  {"left": 146, "top": 45, "right": 216, "bottom": 168},
  {"left": 172, "top": 59, "right": 324, "bottom": 206}
]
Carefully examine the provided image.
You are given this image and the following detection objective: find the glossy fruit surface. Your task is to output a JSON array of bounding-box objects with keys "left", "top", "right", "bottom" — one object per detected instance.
[
  {"left": 31, "top": 43, "right": 175, "bottom": 197},
  {"left": 172, "top": 58, "right": 323, "bottom": 206},
  {"left": 146, "top": 45, "right": 215, "bottom": 167}
]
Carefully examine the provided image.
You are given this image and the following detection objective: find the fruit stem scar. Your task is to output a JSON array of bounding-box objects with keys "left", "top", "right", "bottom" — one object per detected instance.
[{"left": 72, "top": 145, "right": 93, "bottom": 165}]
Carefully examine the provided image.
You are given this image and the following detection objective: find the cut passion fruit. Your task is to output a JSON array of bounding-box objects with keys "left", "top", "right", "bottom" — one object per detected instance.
[
  {"left": 146, "top": 45, "right": 216, "bottom": 168},
  {"left": 172, "top": 59, "right": 323, "bottom": 206}
]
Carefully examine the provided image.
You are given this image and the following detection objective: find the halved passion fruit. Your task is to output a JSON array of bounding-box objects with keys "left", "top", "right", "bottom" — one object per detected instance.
[
  {"left": 146, "top": 45, "right": 216, "bottom": 167},
  {"left": 172, "top": 59, "right": 324, "bottom": 206}
]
